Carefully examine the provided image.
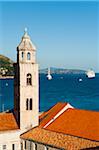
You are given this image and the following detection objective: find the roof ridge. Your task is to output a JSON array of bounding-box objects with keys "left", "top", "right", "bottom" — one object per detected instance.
[{"left": 43, "top": 103, "right": 74, "bottom": 128}]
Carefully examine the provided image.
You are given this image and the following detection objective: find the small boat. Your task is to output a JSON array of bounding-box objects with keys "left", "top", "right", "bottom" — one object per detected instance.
[
  {"left": 46, "top": 68, "right": 52, "bottom": 80},
  {"left": 78, "top": 78, "right": 82, "bottom": 82},
  {"left": 86, "top": 69, "right": 95, "bottom": 78},
  {"left": 5, "top": 83, "right": 8, "bottom": 86}
]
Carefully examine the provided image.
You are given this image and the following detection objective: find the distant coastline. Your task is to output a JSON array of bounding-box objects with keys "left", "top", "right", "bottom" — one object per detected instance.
[
  {"left": 40, "top": 67, "right": 86, "bottom": 74},
  {"left": 0, "top": 76, "right": 14, "bottom": 79}
]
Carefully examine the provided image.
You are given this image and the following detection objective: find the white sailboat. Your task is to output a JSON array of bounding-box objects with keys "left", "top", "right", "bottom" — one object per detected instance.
[
  {"left": 86, "top": 69, "right": 95, "bottom": 78},
  {"left": 46, "top": 67, "right": 52, "bottom": 80}
]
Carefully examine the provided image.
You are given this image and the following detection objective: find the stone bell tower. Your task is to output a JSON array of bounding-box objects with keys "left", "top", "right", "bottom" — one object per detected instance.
[{"left": 14, "top": 29, "right": 39, "bottom": 131}]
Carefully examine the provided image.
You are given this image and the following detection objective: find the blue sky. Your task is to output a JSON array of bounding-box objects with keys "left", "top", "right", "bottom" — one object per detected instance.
[{"left": 0, "top": 1, "right": 99, "bottom": 71}]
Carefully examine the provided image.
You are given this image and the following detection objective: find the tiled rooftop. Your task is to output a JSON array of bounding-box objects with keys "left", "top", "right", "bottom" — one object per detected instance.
[
  {"left": 21, "top": 127, "right": 99, "bottom": 150},
  {"left": 0, "top": 113, "right": 19, "bottom": 131},
  {"left": 21, "top": 102, "right": 99, "bottom": 149},
  {"left": 45, "top": 108, "right": 99, "bottom": 141}
]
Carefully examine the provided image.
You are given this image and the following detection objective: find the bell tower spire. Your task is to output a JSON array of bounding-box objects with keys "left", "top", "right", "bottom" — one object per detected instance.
[
  {"left": 14, "top": 29, "right": 39, "bottom": 131},
  {"left": 17, "top": 28, "right": 36, "bottom": 64}
]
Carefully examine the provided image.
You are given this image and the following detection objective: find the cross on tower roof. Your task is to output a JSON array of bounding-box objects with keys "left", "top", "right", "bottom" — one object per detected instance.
[{"left": 24, "top": 27, "right": 27, "bottom": 33}]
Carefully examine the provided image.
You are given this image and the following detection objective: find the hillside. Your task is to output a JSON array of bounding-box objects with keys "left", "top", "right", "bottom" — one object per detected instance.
[
  {"left": 0, "top": 54, "right": 14, "bottom": 76},
  {"left": 40, "top": 67, "right": 86, "bottom": 74}
]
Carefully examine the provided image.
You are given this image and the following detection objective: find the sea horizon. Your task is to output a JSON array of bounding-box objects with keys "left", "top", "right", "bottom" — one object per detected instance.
[{"left": 0, "top": 73, "right": 99, "bottom": 112}]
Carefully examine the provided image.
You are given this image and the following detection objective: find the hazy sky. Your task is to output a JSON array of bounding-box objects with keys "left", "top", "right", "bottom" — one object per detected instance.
[{"left": 0, "top": 1, "right": 99, "bottom": 71}]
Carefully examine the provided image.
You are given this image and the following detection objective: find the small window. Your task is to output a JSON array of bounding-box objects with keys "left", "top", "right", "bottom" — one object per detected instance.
[
  {"left": 24, "top": 141, "right": 26, "bottom": 149},
  {"left": 30, "top": 98, "right": 32, "bottom": 110},
  {"left": 3, "top": 145, "right": 6, "bottom": 150},
  {"left": 12, "top": 144, "right": 15, "bottom": 150},
  {"left": 27, "top": 52, "right": 31, "bottom": 60},
  {"left": 22, "top": 52, "right": 24, "bottom": 59},
  {"left": 35, "top": 143, "right": 37, "bottom": 150},
  {"left": 27, "top": 74, "right": 32, "bottom": 85}
]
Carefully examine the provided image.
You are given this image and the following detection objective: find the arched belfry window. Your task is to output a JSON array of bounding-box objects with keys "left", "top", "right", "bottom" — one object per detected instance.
[
  {"left": 27, "top": 73, "right": 32, "bottom": 85},
  {"left": 22, "top": 52, "right": 24, "bottom": 59},
  {"left": 26, "top": 98, "right": 33, "bottom": 110},
  {"left": 30, "top": 98, "right": 32, "bottom": 110},
  {"left": 26, "top": 99, "right": 29, "bottom": 110},
  {"left": 27, "top": 52, "right": 31, "bottom": 60}
]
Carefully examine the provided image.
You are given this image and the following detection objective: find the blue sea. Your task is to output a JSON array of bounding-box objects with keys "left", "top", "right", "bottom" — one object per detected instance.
[{"left": 0, "top": 74, "right": 99, "bottom": 112}]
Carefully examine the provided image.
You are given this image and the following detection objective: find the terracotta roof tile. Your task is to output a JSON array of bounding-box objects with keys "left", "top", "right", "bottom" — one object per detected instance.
[
  {"left": 0, "top": 113, "right": 19, "bottom": 131},
  {"left": 21, "top": 127, "right": 99, "bottom": 150},
  {"left": 45, "top": 108, "right": 99, "bottom": 141}
]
